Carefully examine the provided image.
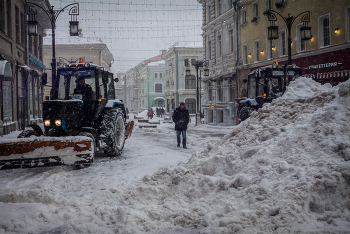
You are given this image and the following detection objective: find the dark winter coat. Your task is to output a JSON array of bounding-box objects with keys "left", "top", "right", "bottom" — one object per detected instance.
[{"left": 172, "top": 107, "right": 190, "bottom": 131}]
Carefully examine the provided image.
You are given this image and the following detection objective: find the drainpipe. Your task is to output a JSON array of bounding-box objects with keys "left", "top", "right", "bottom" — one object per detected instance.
[
  {"left": 175, "top": 48, "right": 179, "bottom": 107},
  {"left": 25, "top": 0, "right": 30, "bottom": 126},
  {"left": 234, "top": 0, "right": 240, "bottom": 124},
  {"left": 147, "top": 67, "right": 150, "bottom": 108}
]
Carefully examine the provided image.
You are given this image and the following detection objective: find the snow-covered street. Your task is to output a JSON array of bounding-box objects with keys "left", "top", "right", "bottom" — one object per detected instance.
[
  {"left": 0, "top": 117, "right": 233, "bottom": 234},
  {"left": 1, "top": 77, "right": 350, "bottom": 234}
]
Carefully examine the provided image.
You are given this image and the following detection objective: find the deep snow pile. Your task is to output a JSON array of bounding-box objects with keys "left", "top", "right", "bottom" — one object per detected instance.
[
  {"left": 111, "top": 77, "right": 350, "bottom": 233},
  {"left": 0, "top": 77, "right": 349, "bottom": 234}
]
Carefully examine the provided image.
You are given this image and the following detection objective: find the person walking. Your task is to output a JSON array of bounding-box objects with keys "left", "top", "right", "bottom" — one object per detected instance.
[
  {"left": 172, "top": 102, "right": 190, "bottom": 148},
  {"left": 147, "top": 108, "right": 153, "bottom": 119}
]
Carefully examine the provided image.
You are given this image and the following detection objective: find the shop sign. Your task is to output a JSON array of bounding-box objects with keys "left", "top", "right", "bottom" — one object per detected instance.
[
  {"left": 202, "top": 105, "right": 227, "bottom": 109},
  {"left": 308, "top": 62, "right": 342, "bottom": 69}
]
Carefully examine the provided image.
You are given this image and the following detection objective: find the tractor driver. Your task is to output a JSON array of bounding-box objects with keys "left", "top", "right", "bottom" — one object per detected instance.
[{"left": 74, "top": 76, "right": 95, "bottom": 100}]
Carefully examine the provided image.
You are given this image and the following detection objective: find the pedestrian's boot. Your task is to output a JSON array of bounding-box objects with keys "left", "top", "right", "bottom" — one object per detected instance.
[
  {"left": 183, "top": 145, "right": 187, "bottom": 149},
  {"left": 177, "top": 143, "right": 180, "bottom": 147}
]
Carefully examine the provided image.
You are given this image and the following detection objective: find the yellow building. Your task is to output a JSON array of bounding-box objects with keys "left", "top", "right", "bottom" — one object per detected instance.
[{"left": 238, "top": 0, "right": 350, "bottom": 96}]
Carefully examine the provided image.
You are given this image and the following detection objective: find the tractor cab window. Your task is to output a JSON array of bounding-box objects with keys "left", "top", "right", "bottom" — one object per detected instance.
[
  {"left": 107, "top": 73, "right": 115, "bottom": 100},
  {"left": 58, "top": 70, "right": 97, "bottom": 100},
  {"left": 270, "top": 77, "right": 283, "bottom": 94},
  {"left": 98, "top": 71, "right": 105, "bottom": 99},
  {"left": 257, "top": 78, "right": 265, "bottom": 97},
  {"left": 247, "top": 76, "right": 256, "bottom": 99}
]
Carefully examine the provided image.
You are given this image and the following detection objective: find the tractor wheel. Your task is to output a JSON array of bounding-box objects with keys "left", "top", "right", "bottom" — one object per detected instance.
[
  {"left": 239, "top": 107, "right": 254, "bottom": 122},
  {"left": 73, "top": 132, "right": 96, "bottom": 169},
  {"left": 101, "top": 108, "right": 126, "bottom": 156}
]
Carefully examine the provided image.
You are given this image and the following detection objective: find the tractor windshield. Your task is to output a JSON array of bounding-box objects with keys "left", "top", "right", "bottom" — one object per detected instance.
[
  {"left": 58, "top": 70, "right": 97, "bottom": 100},
  {"left": 247, "top": 76, "right": 265, "bottom": 99}
]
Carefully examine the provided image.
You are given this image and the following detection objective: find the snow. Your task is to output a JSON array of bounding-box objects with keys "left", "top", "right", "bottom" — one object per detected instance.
[
  {"left": 1, "top": 77, "right": 350, "bottom": 233},
  {"left": 147, "top": 60, "right": 166, "bottom": 66}
]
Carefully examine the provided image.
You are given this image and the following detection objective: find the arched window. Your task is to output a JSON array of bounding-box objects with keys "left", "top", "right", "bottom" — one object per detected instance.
[{"left": 185, "top": 98, "right": 196, "bottom": 114}]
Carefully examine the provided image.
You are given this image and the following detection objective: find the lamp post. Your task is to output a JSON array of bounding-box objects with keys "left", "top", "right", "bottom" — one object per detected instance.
[
  {"left": 264, "top": 10, "right": 311, "bottom": 65},
  {"left": 27, "top": 2, "right": 80, "bottom": 100},
  {"left": 190, "top": 60, "right": 208, "bottom": 126}
]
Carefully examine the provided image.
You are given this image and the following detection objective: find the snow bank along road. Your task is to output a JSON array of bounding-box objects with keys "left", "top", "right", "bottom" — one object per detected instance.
[{"left": 1, "top": 77, "right": 350, "bottom": 233}]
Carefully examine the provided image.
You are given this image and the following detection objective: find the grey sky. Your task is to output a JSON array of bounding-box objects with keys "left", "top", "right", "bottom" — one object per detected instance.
[{"left": 48, "top": 0, "right": 203, "bottom": 73}]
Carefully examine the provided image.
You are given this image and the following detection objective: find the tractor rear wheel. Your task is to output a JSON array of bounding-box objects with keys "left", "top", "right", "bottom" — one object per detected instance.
[
  {"left": 101, "top": 108, "right": 126, "bottom": 156},
  {"left": 239, "top": 107, "right": 255, "bottom": 122}
]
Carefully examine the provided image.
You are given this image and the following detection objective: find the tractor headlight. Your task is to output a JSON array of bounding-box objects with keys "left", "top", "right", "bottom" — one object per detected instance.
[
  {"left": 44, "top": 120, "right": 51, "bottom": 126},
  {"left": 55, "top": 120, "right": 62, "bottom": 126}
]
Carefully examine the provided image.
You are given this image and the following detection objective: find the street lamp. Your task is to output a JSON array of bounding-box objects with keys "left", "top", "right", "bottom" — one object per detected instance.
[
  {"left": 27, "top": 2, "right": 80, "bottom": 100},
  {"left": 191, "top": 60, "right": 208, "bottom": 126},
  {"left": 264, "top": 10, "right": 311, "bottom": 65}
]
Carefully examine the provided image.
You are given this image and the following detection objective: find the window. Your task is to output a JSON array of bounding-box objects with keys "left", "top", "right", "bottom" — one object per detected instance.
[
  {"left": 206, "top": 5, "right": 211, "bottom": 23},
  {"left": 217, "top": 80, "right": 223, "bottom": 102},
  {"left": 346, "top": 6, "right": 350, "bottom": 41},
  {"left": 39, "top": 35, "right": 43, "bottom": 61},
  {"left": 185, "top": 75, "right": 196, "bottom": 89},
  {"left": 154, "top": 72, "right": 158, "bottom": 78},
  {"left": 34, "top": 36, "right": 38, "bottom": 57},
  {"left": 206, "top": 81, "right": 215, "bottom": 102},
  {"left": 242, "top": 44, "right": 248, "bottom": 64},
  {"left": 207, "top": 39, "right": 212, "bottom": 60},
  {"left": 228, "top": 0, "right": 233, "bottom": 10},
  {"left": 185, "top": 98, "right": 196, "bottom": 114},
  {"left": 229, "top": 78, "right": 237, "bottom": 101},
  {"left": 29, "top": 36, "right": 33, "bottom": 54},
  {"left": 3, "top": 81, "right": 13, "bottom": 121},
  {"left": 21, "top": 12, "right": 25, "bottom": 47},
  {"left": 15, "top": 5, "right": 20, "bottom": 43},
  {"left": 230, "top": 29, "right": 234, "bottom": 52},
  {"left": 217, "top": 110, "right": 223, "bottom": 123},
  {"left": 191, "top": 59, "right": 196, "bottom": 65},
  {"left": 217, "top": 35, "right": 222, "bottom": 57},
  {"left": 296, "top": 23, "right": 306, "bottom": 52},
  {"left": 279, "top": 30, "right": 286, "bottom": 56},
  {"left": 155, "top": 84, "right": 162, "bottom": 93},
  {"left": 208, "top": 109, "right": 213, "bottom": 123},
  {"left": 0, "top": 0, "right": 4, "bottom": 32},
  {"left": 253, "top": 40, "right": 260, "bottom": 62},
  {"left": 252, "top": 1, "right": 259, "bottom": 18},
  {"left": 318, "top": 14, "right": 330, "bottom": 47},
  {"left": 6, "top": 0, "right": 11, "bottom": 37},
  {"left": 184, "top": 58, "right": 190, "bottom": 67},
  {"left": 241, "top": 7, "right": 247, "bottom": 25},
  {"left": 217, "top": 0, "right": 222, "bottom": 16},
  {"left": 265, "top": 0, "right": 272, "bottom": 11}
]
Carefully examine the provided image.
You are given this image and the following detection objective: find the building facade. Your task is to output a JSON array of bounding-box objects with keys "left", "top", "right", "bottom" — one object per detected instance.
[
  {"left": 0, "top": 0, "right": 49, "bottom": 135},
  {"left": 43, "top": 41, "right": 114, "bottom": 99},
  {"left": 164, "top": 46, "right": 204, "bottom": 115},
  {"left": 198, "top": 0, "right": 239, "bottom": 126},
  {"left": 124, "top": 50, "right": 166, "bottom": 113},
  {"left": 198, "top": 0, "right": 350, "bottom": 126},
  {"left": 140, "top": 61, "right": 166, "bottom": 110},
  {"left": 238, "top": 0, "right": 350, "bottom": 90}
]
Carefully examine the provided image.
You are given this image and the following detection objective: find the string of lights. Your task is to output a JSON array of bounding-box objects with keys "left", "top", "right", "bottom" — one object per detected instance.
[{"left": 50, "top": 0, "right": 203, "bottom": 73}]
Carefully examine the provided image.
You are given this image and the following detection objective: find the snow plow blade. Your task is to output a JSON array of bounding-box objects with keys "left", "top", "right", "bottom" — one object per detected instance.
[
  {"left": 0, "top": 137, "right": 93, "bottom": 170},
  {"left": 125, "top": 121, "right": 134, "bottom": 139}
]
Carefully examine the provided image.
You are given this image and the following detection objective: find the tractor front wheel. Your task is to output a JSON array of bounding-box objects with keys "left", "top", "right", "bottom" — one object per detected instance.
[{"left": 101, "top": 108, "right": 126, "bottom": 156}]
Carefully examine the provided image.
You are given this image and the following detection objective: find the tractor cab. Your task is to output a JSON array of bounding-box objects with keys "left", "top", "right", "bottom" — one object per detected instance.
[
  {"left": 238, "top": 62, "right": 302, "bottom": 121},
  {"left": 44, "top": 61, "right": 118, "bottom": 136}
]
